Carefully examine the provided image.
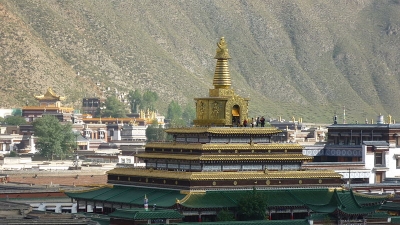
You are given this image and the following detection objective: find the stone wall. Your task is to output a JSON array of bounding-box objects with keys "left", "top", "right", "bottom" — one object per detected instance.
[{"left": 5, "top": 170, "right": 107, "bottom": 186}]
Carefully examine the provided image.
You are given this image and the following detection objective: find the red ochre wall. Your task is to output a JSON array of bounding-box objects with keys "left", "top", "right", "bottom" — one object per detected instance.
[{"left": 6, "top": 172, "right": 107, "bottom": 186}]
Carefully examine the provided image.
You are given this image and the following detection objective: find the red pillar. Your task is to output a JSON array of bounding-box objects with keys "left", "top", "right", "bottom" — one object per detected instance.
[
  {"left": 291, "top": 209, "right": 294, "bottom": 220},
  {"left": 198, "top": 214, "right": 202, "bottom": 222}
]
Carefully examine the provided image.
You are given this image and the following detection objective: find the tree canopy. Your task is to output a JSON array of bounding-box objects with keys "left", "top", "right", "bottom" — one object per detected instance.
[
  {"left": 128, "top": 89, "right": 142, "bottom": 113},
  {"left": 3, "top": 116, "right": 27, "bottom": 125},
  {"left": 146, "top": 120, "right": 168, "bottom": 142},
  {"left": 237, "top": 188, "right": 267, "bottom": 221},
  {"left": 33, "top": 115, "right": 75, "bottom": 160},
  {"left": 141, "top": 90, "right": 158, "bottom": 111},
  {"left": 97, "top": 95, "right": 128, "bottom": 118},
  {"left": 182, "top": 104, "right": 196, "bottom": 126}
]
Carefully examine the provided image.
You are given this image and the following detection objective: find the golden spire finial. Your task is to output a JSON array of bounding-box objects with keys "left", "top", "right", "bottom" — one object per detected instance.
[
  {"left": 213, "top": 37, "right": 232, "bottom": 89},
  {"left": 215, "top": 37, "right": 230, "bottom": 59}
]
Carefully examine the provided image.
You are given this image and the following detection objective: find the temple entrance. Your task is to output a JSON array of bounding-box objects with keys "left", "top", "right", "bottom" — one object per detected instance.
[{"left": 232, "top": 105, "right": 240, "bottom": 126}]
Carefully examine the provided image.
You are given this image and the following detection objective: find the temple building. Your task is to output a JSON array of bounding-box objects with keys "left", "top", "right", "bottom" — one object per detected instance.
[
  {"left": 106, "top": 37, "right": 342, "bottom": 190},
  {"left": 68, "top": 38, "right": 400, "bottom": 224},
  {"left": 22, "top": 87, "right": 74, "bottom": 123}
]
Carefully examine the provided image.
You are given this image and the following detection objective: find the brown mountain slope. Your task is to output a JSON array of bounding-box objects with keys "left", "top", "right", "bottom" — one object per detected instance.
[{"left": 1, "top": 0, "right": 400, "bottom": 123}]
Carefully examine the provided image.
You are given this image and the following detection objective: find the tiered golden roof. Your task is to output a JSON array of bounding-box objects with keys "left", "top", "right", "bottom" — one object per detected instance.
[
  {"left": 145, "top": 142, "right": 303, "bottom": 151},
  {"left": 34, "top": 87, "right": 66, "bottom": 101},
  {"left": 136, "top": 153, "right": 312, "bottom": 161},
  {"left": 107, "top": 168, "right": 342, "bottom": 180},
  {"left": 166, "top": 127, "right": 282, "bottom": 135}
]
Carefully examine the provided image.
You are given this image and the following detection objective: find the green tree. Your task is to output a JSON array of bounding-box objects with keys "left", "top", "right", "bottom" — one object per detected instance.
[
  {"left": 4, "top": 116, "right": 27, "bottom": 125},
  {"left": 167, "top": 100, "right": 182, "bottom": 120},
  {"left": 8, "top": 151, "right": 18, "bottom": 157},
  {"left": 217, "top": 209, "right": 235, "bottom": 221},
  {"left": 128, "top": 89, "right": 142, "bottom": 113},
  {"left": 98, "top": 96, "right": 128, "bottom": 118},
  {"left": 0, "top": 117, "right": 4, "bottom": 125},
  {"left": 182, "top": 104, "right": 196, "bottom": 126},
  {"left": 167, "top": 100, "right": 187, "bottom": 127},
  {"left": 141, "top": 90, "right": 158, "bottom": 111},
  {"left": 12, "top": 108, "right": 22, "bottom": 116},
  {"left": 146, "top": 120, "right": 167, "bottom": 141},
  {"left": 33, "top": 115, "right": 75, "bottom": 160},
  {"left": 237, "top": 188, "right": 267, "bottom": 221}
]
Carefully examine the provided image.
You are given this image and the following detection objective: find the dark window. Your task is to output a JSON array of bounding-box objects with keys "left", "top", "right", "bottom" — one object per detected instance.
[{"left": 375, "top": 152, "right": 384, "bottom": 166}]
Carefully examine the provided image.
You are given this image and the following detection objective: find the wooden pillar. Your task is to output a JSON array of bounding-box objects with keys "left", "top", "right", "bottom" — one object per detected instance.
[
  {"left": 198, "top": 212, "right": 202, "bottom": 222},
  {"left": 269, "top": 210, "right": 272, "bottom": 220},
  {"left": 290, "top": 209, "right": 293, "bottom": 220}
]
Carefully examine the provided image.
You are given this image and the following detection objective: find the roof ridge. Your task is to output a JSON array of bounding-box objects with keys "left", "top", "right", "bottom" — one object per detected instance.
[{"left": 349, "top": 189, "right": 363, "bottom": 208}]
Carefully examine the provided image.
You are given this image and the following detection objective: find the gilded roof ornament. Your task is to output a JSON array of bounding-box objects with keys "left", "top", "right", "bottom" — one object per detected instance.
[
  {"left": 212, "top": 37, "right": 232, "bottom": 89},
  {"left": 34, "top": 87, "right": 66, "bottom": 101},
  {"left": 215, "top": 37, "right": 231, "bottom": 59}
]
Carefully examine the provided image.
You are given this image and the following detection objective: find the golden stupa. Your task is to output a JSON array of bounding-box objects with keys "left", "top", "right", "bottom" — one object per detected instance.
[{"left": 107, "top": 37, "right": 342, "bottom": 190}]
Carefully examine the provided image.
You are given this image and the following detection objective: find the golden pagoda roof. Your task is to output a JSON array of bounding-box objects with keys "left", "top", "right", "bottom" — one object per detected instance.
[
  {"left": 34, "top": 87, "right": 65, "bottom": 101},
  {"left": 165, "top": 127, "right": 282, "bottom": 135},
  {"left": 145, "top": 142, "right": 303, "bottom": 151},
  {"left": 136, "top": 152, "right": 312, "bottom": 161},
  {"left": 107, "top": 168, "right": 342, "bottom": 180}
]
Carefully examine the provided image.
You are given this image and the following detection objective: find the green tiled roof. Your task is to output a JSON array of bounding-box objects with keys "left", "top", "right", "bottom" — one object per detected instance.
[
  {"left": 307, "top": 189, "right": 384, "bottom": 216},
  {"left": 381, "top": 201, "right": 400, "bottom": 211},
  {"left": 65, "top": 185, "right": 185, "bottom": 208},
  {"left": 66, "top": 186, "right": 387, "bottom": 216},
  {"left": 391, "top": 216, "right": 400, "bottom": 224},
  {"left": 353, "top": 192, "right": 387, "bottom": 205},
  {"left": 109, "top": 208, "right": 183, "bottom": 220},
  {"left": 180, "top": 219, "right": 309, "bottom": 225},
  {"left": 366, "top": 212, "right": 390, "bottom": 219},
  {"left": 180, "top": 189, "right": 334, "bottom": 209}
]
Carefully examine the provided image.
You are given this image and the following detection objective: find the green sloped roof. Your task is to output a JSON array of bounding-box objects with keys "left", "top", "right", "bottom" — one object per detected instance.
[
  {"left": 180, "top": 219, "right": 309, "bottom": 225},
  {"left": 66, "top": 186, "right": 113, "bottom": 199},
  {"left": 366, "top": 212, "right": 390, "bottom": 219},
  {"left": 287, "top": 189, "right": 334, "bottom": 205},
  {"left": 381, "top": 201, "right": 400, "bottom": 211},
  {"left": 180, "top": 189, "right": 335, "bottom": 209},
  {"left": 65, "top": 185, "right": 186, "bottom": 208},
  {"left": 353, "top": 192, "right": 387, "bottom": 205},
  {"left": 108, "top": 208, "right": 183, "bottom": 220},
  {"left": 390, "top": 216, "right": 400, "bottom": 224},
  {"left": 307, "top": 189, "right": 383, "bottom": 216},
  {"left": 180, "top": 192, "right": 238, "bottom": 208}
]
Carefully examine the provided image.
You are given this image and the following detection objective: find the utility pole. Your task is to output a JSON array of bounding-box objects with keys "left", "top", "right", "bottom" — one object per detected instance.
[
  {"left": 348, "top": 168, "right": 351, "bottom": 189},
  {"left": 74, "top": 133, "right": 79, "bottom": 170}
]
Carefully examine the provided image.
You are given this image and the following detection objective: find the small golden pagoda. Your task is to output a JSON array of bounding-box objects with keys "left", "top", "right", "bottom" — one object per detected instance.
[
  {"left": 194, "top": 37, "right": 248, "bottom": 127},
  {"left": 107, "top": 37, "right": 342, "bottom": 190},
  {"left": 34, "top": 87, "right": 66, "bottom": 107}
]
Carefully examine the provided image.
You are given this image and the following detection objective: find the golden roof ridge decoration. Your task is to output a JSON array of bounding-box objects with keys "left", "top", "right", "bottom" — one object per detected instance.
[
  {"left": 107, "top": 168, "right": 342, "bottom": 180},
  {"left": 34, "top": 87, "right": 66, "bottom": 101},
  {"left": 166, "top": 127, "right": 281, "bottom": 134},
  {"left": 145, "top": 142, "right": 303, "bottom": 150},
  {"left": 136, "top": 152, "right": 312, "bottom": 161}
]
